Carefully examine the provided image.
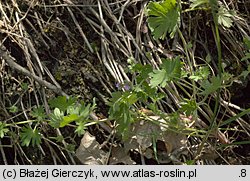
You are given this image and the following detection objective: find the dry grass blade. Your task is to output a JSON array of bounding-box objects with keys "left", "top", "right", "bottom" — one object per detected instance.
[{"left": 66, "top": 5, "right": 94, "bottom": 53}]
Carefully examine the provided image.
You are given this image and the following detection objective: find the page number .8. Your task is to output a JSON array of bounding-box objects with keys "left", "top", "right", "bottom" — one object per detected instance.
[{"left": 240, "top": 169, "right": 246, "bottom": 177}]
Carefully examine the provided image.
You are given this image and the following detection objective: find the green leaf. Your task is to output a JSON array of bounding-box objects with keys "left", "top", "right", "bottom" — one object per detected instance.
[
  {"left": 190, "top": 0, "right": 209, "bottom": 9},
  {"left": 167, "top": 112, "right": 183, "bottom": 128},
  {"left": 0, "top": 122, "right": 9, "bottom": 138},
  {"left": 66, "top": 144, "right": 76, "bottom": 152},
  {"left": 79, "top": 104, "right": 92, "bottom": 118},
  {"left": 9, "top": 105, "right": 18, "bottom": 113},
  {"left": 108, "top": 91, "right": 137, "bottom": 107},
  {"left": 20, "top": 126, "right": 41, "bottom": 147},
  {"left": 148, "top": 103, "right": 159, "bottom": 113},
  {"left": 241, "top": 70, "right": 249, "bottom": 79},
  {"left": 108, "top": 92, "right": 122, "bottom": 106},
  {"left": 30, "top": 106, "right": 46, "bottom": 121},
  {"left": 67, "top": 101, "right": 95, "bottom": 120},
  {"left": 200, "top": 75, "right": 222, "bottom": 95},
  {"left": 186, "top": 160, "right": 195, "bottom": 165},
  {"left": 53, "top": 135, "right": 64, "bottom": 143},
  {"left": 131, "top": 63, "right": 162, "bottom": 102},
  {"left": 108, "top": 91, "right": 137, "bottom": 139},
  {"left": 60, "top": 114, "right": 79, "bottom": 127},
  {"left": 147, "top": 0, "right": 180, "bottom": 39},
  {"left": 163, "top": 57, "right": 182, "bottom": 78},
  {"left": 206, "top": 54, "right": 212, "bottom": 63},
  {"left": 189, "top": 66, "right": 210, "bottom": 81},
  {"left": 240, "top": 65, "right": 250, "bottom": 79},
  {"left": 54, "top": 108, "right": 63, "bottom": 118},
  {"left": 67, "top": 105, "right": 80, "bottom": 115},
  {"left": 221, "top": 72, "right": 233, "bottom": 83},
  {"left": 131, "top": 63, "right": 153, "bottom": 82},
  {"left": 48, "top": 96, "right": 76, "bottom": 112},
  {"left": 49, "top": 108, "right": 64, "bottom": 128},
  {"left": 21, "top": 83, "right": 29, "bottom": 91},
  {"left": 49, "top": 97, "right": 95, "bottom": 128},
  {"left": 217, "top": 6, "right": 233, "bottom": 28},
  {"left": 75, "top": 121, "right": 86, "bottom": 136},
  {"left": 126, "top": 93, "right": 137, "bottom": 105},
  {"left": 149, "top": 69, "right": 168, "bottom": 88},
  {"left": 149, "top": 57, "right": 182, "bottom": 88},
  {"left": 241, "top": 53, "right": 250, "bottom": 61},
  {"left": 243, "top": 37, "right": 250, "bottom": 50},
  {"left": 179, "top": 99, "right": 198, "bottom": 116},
  {"left": 116, "top": 103, "right": 133, "bottom": 137}
]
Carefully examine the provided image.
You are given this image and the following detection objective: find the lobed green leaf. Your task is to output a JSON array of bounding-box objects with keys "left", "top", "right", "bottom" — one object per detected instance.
[{"left": 147, "top": 0, "right": 180, "bottom": 39}]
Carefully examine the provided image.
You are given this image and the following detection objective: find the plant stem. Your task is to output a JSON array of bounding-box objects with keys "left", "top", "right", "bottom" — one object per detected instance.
[{"left": 195, "top": 0, "right": 223, "bottom": 160}]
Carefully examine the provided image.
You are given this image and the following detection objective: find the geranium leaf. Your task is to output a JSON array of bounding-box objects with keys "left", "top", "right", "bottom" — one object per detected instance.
[
  {"left": 200, "top": 75, "right": 221, "bottom": 95},
  {"left": 218, "top": 6, "right": 234, "bottom": 28},
  {"left": 49, "top": 96, "right": 76, "bottom": 112},
  {"left": 147, "top": 0, "right": 180, "bottom": 39},
  {"left": 189, "top": 66, "right": 210, "bottom": 81},
  {"left": 20, "top": 126, "right": 41, "bottom": 147},
  {"left": 149, "top": 57, "right": 182, "bottom": 88},
  {"left": 149, "top": 69, "right": 168, "bottom": 88},
  {"left": 30, "top": 106, "right": 46, "bottom": 121}
]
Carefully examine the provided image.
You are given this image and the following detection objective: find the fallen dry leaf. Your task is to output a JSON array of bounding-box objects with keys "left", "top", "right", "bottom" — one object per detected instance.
[
  {"left": 109, "top": 146, "right": 136, "bottom": 165},
  {"left": 75, "top": 131, "right": 108, "bottom": 165},
  {"left": 133, "top": 119, "right": 160, "bottom": 150},
  {"left": 124, "top": 116, "right": 188, "bottom": 162}
]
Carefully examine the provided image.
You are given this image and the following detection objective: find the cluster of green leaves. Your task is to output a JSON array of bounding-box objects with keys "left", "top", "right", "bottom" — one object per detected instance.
[
  {"left": 146, "top": 0, "right": 250, "bottom": 96},
  {"left": 108, "top": 57, "right": 199, "bottom": 138},
  {"left": 49, "top": 96, "right": 96, "bottom": 137},
  {"left": 108, "top": 91, "right": 137, "bottom": 137},
  {"left": 146, "top": 0, "right": 235, "bottom": 39},
  {"left": 108, "top": 51, "right": 250, "bottom": 139},
  {"left": 192, "top": 0, "right": 235, "bottom": 28},
  {"left": 145, "top": 1, "right": 250, "bottom": 158},
  {"left": 0, "top": 96, "right": 95, "bottom": 148},
  {"left": 0, "top": 0, "right": 248, "bottom": 154}
]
